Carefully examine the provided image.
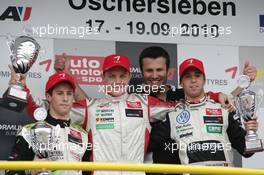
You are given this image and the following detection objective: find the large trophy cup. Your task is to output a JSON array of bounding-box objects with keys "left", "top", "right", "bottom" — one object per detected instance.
[
  {"left": 22, "top": 107, "right": 60, "bottom": 175},
  {"left": 2, "top": 35, "right": 40, "bottom": 112},
  {"left": 236, "top": 75, "right": 263, "bottom": 153}
]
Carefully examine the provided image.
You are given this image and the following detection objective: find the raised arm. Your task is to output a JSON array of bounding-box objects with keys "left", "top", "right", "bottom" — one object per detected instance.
[
  {"left": 231, "top": 61, "right": 257, "bottom": 97},
  {"left": 147, "top": 95, "right": 178, "bottom": 122},
  {"left": 54, "top": 53, "right": 88, "bottom": 101}
]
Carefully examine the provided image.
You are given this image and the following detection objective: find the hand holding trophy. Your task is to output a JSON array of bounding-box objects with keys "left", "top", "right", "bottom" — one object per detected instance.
[
  {"left": 2, "top": 35, "right": 40, "bottom": 112},
  {"left": 236, "top": 75, "right": 263, "bottom": 153},
  {"left": 22, "top": 107, "right": 60, "bottom": 175}
]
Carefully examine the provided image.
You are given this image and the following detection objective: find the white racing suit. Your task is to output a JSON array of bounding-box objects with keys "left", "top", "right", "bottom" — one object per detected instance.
[
  {"left": 6, "top": 114, "right": 90, "bottom": 175},
  {"left": 26, "top": 90, "right": 176, "bottom": 175},
  {"left": 149, "top": 96, "right": 253, "bottom": 174}
]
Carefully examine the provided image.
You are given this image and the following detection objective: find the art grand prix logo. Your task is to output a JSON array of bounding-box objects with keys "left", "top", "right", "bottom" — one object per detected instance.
[
  {"left": 0, "top": 6, "right": 32, "bottom": 21},
  {"left": 260, "top": 15, "right": 264, "bottom": 33}
]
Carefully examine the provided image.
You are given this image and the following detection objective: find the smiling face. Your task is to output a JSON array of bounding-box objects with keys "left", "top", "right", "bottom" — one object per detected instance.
[
  {"left": 46, "top": 82, "right": 74, "bottom": 119},
  {"left": 180, "top": 67, "right": 206, "bottom": 101},
  {"left": 141, "top": 57, "right": 168, "bottom": 88},
  {"left": 103, "top": 66, "right": 131, "bottom": 97}
]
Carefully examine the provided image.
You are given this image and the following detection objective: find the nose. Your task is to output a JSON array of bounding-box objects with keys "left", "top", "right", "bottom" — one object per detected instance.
[
  {"left": 115, "top": 76, "right": 123, "bottom": 84},
  {"left": 152, "top": 70, "right": 158, "bottom": 79},
  {"left": 191, "top": 75, "right": 197, "bottom": 83},
  {"left": 63, "top": 93, "right": 69, "bottom": 101}
]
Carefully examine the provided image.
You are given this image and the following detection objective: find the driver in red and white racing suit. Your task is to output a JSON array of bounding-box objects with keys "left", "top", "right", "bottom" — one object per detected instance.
[{"left": 25, "top": 54, "right": 178, "bottom": 175}]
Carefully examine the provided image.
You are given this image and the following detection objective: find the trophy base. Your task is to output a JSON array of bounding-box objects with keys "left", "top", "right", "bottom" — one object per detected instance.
[
  {"left": 245, "top": 139, "right": 264, "bottom": 153},
  {"left": 1, "top": 86, "right": 27, "bottom": 112}
]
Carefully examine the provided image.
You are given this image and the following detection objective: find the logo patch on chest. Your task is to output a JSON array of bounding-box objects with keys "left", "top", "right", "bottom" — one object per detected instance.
[
  {"left": 176, "top": 110, "right": 190, "bottom": 124},
  {"left": 203, "top": 116, "right": 223, "bottom": 124},
  {"left": 68, "top": 129, "right": 82, "bottom": 144},
  {"left": 126, "top": 101, "right": 142, "bottom": 108},
  {"left": 125, "top": 109, "right": 143, "bottom": 118},
  {"left": 205, "top": 108, "right": 222, "bottom": 116}
]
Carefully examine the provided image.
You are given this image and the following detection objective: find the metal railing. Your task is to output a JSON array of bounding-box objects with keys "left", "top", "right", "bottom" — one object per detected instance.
[{"left": 1, "top": 161, "right": 264, "bottom": 175}]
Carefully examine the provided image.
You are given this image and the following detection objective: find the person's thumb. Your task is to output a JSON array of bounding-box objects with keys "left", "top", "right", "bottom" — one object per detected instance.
[{"left": 244, "top": 60, "right": 250, "bottom": 69}]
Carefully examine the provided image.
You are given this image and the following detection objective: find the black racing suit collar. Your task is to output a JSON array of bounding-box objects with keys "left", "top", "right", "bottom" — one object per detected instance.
[{"left": 45, "top": 112, "right": 71, "bottom": 128}]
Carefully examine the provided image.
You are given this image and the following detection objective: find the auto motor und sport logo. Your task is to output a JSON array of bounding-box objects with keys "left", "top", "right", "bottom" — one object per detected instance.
[{"left": 56, "top": 55, "right": 104, "bottom": 85}]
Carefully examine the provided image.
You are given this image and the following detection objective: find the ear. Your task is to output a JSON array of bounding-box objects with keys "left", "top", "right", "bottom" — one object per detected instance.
[
  {"left": 203, "top": 75, "right": 206, "bottom": 85},
  {"left": 46, "top": 93, "right": 52, "bottom": 103}
]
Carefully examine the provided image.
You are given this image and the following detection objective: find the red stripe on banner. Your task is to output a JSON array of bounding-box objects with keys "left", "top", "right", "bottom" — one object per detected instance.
[{"left": 23, "top": 7, "right": 32, "bottom": 21}]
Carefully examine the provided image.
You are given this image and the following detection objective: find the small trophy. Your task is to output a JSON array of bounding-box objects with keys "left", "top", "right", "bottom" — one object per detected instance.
[
  {"left": 2, "top": 35, "right": 40, "bottom": 112},
  {"left": 22, "top": 107, "right": 60, "bottom": 175},
  {"left": 236, "top": 75, "right": 263, "bottom": 153}
]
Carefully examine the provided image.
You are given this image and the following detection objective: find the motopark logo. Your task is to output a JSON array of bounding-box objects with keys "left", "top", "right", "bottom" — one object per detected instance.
[
  {"left": 0, "top": 6, "right": 32, "bottom": 21},
  {"left": 260, "top": 15, "right": 264, "bottom": 33}
]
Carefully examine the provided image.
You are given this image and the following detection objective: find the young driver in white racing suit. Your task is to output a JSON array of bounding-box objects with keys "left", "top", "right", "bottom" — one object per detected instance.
[
  {"left": 149, "top": 58, "right": 259, "bottom": 171},
  {"left": 6, "top": 72, "right": 90, "bottom": 175}
]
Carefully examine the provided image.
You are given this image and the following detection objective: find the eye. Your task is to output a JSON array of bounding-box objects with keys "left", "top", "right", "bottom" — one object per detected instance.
[
  {"left": 67, "top": 91, "right": 73, "bottom": 96},
  {"left": 157, "top": 68, "right": 164, "bottom": 72},
  {"left": 195, "top": 72, "right": 202, "bottom": 77},
  {"left": 184, "top": 74, "right": 191, "bottom": 78},
  {"left": 120, "top": 74, "right": 127, "bottom": 78},
  {"left": 145, "top": 69, "right": 153, "bottom": 73},
  {"left": 56, "top": 91, "right": 63, "bottom": 95},
  {"left": 108, "top": 74, "right": 115, "bottom": 78}
]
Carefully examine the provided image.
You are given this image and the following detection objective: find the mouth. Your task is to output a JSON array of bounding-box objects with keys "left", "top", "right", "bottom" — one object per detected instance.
[
  {"left": 149, "top": 80, "right": 161, "bottom": 85},
  {"left": 190, "top": 85, "right": 199, "bottom": 90},
  {"left": 60, "top": 104, "right": 69, "bottom": 108}
]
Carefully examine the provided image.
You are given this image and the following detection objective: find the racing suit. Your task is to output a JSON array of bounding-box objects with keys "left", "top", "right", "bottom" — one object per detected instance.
[
  {"left": 146, "top": 86, "right": 220, "bottom": 175},
  {"left": 26, "top": 90, "right": 177, "bottom": 175},
  {"left": 6, "top": 113, "right": 90, "bottom": 175},
  {"left": 149, "top": 96, "right": 252, "bottom": 173}
]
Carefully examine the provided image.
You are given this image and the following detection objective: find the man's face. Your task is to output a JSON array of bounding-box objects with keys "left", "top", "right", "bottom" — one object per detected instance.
[
  {"left": 46, "top": 82, "right": 74, "bottom": 118},
  {"left": 141, "top": 57, "right": 168, "bottom": 87},
  {"left": 180, "top": 68, "right": 205, "bottom": 100},
  {"left": 103, "top": 66, "right": 130, "bottom": 97}
]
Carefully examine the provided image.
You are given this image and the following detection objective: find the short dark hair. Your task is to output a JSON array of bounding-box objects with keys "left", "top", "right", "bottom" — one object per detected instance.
[{"left": 139, "top": 46, "right": 170, "bottom": 71}]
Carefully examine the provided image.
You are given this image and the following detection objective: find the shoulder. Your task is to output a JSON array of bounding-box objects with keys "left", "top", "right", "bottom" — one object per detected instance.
[{"left": 70, "top": 123, "right": 87, "bottom": 134}]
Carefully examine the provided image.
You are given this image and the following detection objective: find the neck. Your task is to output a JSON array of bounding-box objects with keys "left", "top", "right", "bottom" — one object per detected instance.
[
  {"left": 185, "top": 92, "right": 206, "bottom": 103},
  {"left": 49, "top": 109, "right": 69, "bottom": 121}
]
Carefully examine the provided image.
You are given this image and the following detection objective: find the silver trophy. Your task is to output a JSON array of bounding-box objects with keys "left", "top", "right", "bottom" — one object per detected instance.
[
  {"left": 236, "top": 75, "right": 263, "bottom": 153},
  {"left": 2, "top": 35, "right": 40, "bottom": 112},
  {"left": 22, "top": 107, "right": 60, "bottom": 175}
]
